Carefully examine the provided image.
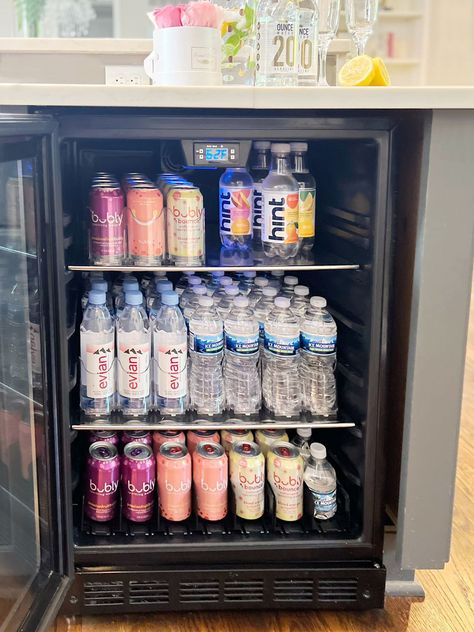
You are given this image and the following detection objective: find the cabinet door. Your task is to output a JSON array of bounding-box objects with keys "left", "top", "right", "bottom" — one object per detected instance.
[{"left": 0, "top": 115, "right": 72, "bottom": 632}]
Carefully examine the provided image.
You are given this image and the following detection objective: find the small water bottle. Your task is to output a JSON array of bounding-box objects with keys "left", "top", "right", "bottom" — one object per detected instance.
[
  {"left": 224, "top": 295, "right": 261, "bottom": 415},
  {"left": 238, "top": 270, "right": 256, "bottom": 295},
  {"left": 248, "top": 276, "right": 269, "bottom": 308},
  {"left": 291, "top": 285, "right": 310, "bottom": 320},
  {"left": 281, "top": 275, "right": 299, "bottom": 297},
  {"left": 206, "top": 270, "right": 225, "bottom": 296},
  {"left": 304, "top": 442, "right": 337, "bottom": 520},
  {"left": 219, "top": 168, "right": 253, "bottom": 249},
  {"left": 117, "top": 290, "right": 151, "bottom": 416},
  {"left": 148, "top": 280, "right": 173, "bottom": 320},
  {"left": 175, "top": 271, "right": 196, "bottom": 296},
  {"left": 254, "top": 286, "right": 278, "bottom": 345},
  {"left": 179, "top": 276, "right": 203, "bottom": 309},
  {"left": 183, "top": 285, "right": 208, "bottom": 328},
  {"left": 189, "top": 295, "right": 224, "bottom": 415},
  {"left": 216, "top": 285, "right": 240, "bottom": 320},
  {"left": 115, "top": 278, "right": 140, "bottom": 316},
  {"left": 291, "top": 427, "right": 312, "bottom": 466},
  {"left": 262, "top": 296, "right": 301, "bottom": 416},
  {"left": 300, "top": 296, "right": 337, "bottom": 417},
  {"left": 80, "top": 290, "right": 115, "bottom": 415},
  {"left": 153, "top": 291, "right": 187, "bottom": 415},
  {"left": 147, "top": 278, "right": 173, "bottom": 311},
  {"left": 90, "top": 279, "right": 114, "bottom": 316},
  {"left": 212, "top": 275, "right": 234, "bottom": 300}
]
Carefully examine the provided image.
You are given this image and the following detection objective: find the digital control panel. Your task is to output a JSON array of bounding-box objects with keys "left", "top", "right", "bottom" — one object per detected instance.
[{"left": 181, "top": 140, "right": 252, "bottom": 168}]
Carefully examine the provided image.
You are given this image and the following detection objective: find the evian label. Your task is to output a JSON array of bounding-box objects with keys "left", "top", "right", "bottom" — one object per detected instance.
[
  {"left": 155, "top": 335, "right": 187, "bottom": 399},
  {"left": 262, "top": 190, "right": 299, "bottom": 245},
  {"left": 84, "top": 333, "right": 115, "bottom": 399},
  {"left": 118, "top": 332, "right": 150, "bottom": 399}
]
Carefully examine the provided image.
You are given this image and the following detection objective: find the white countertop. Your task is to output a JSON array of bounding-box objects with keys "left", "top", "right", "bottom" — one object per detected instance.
[{"left": 0, "top": 84, "right": 473, "bottom": 109}]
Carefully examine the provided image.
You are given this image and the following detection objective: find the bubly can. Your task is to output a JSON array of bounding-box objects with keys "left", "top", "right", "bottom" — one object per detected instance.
[
  {"left": 88, "top": 430, "right": 119, "bottom": 446},
  {"left": 157, "top": 442, "right": 192, "bottom": 521},
  {"left": 229, "top": 440, "right": 265, "bottom": 520},
  {"left": 167, "top": 187, "right": 205, "bottom": 266},
  {"left": 126, "top": 185, "right": 164, "bottom": 266},
  {"left": 121, "top": 442, "right": 156, "bottom": 522},
  {"left": 122, "top": 430, "right": 152, "bottom": 447},
  {"left": 193, "top": 442, "right": 228, "bottom": 521},
  {"left": 255, "top": 429, "right": 289, "bottom": 457},
  {"left": 187, "top": 429, "right": 220, "bottom": 456},
  {"left": 221, "top": 429, "right": 254, "bottom": 456},
  {"left": 267, "top": 442, "right": 303, "bottom": 522},
  {"left": 85, "top": 441, "right": 120, "bottom": 522},
  {"left": 89, "top": 185, "right": 125, "bottom": 266},
  {"left": 152, "top": 430, "right": 186, "bottom": 456}
]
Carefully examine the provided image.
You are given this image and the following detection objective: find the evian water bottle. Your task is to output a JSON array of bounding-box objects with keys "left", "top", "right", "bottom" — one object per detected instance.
[
  {"left": 80, "top": 290, "right": 115, "bottom": 415},
  {"left": 117, "top": 290, "right": 151, "bottom": 416},
  {"left": 261, "top": 144, "right": 300, "bottom": 259},
  {"left": 153, "top": 291, "right": 187, "bottom": 415}
]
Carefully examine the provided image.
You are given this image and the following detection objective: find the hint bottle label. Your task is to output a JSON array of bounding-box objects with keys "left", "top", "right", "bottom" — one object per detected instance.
[
  {"left": 219, "top": 186, "right": 252, "bottom": 236},
  {"left": 262, "top": 190, "right": 299, "bottom": 245},
  {"left": 298, "top": 188, "right": 316, "bottom": 238},
  {"left": 155, "top": 337, "right": 187, "bottom": 398},
  {"left": 225, "top": 330, "right": 259, "bottom": 355},
  {"left": 311, "top": 487, "right": 337, "bottom": 517},
  {"left": 189, "top": 331, "right": 224, "bottom": 354},
  {"left": 300, "top": 332, "right": 336, "bottom": 355},
  {"left": 252, "top": 182, "right": 263, "bottom": 231},
  {"left": 256, "top": 21, "right": 298, "bottom": 76},
  {"left": 84, "top": 334, "right": 115, "bottom": 399},
  {"left": 264, "top": 332, "right": 300, "bottom": 356},
  {"left": 118, "top": 334, "right": 150, "bottom": 399}
]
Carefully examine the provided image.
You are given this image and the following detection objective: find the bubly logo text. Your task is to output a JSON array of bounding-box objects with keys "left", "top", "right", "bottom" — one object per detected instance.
[
  {"left": 165, "top": 480, "right": 191, "bottom": 493},
  {"left": 89, "top": 479, "right": 118, "bottom": 494},
  {"left": 272, "top": 471, "right": 302, "bottom": 490},
  {"left": 90, "top": 209, "right": 123, "bottom": 226},
  {"left": 127, "top": 479, "right": 155, "bottom": 494}
]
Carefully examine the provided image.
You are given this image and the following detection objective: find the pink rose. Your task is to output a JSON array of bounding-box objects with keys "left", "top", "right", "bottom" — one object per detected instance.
[
  {"left": 147, "top": 5, "right": 184, "bottom": 29},
  {"left": 181, "top": 1, "right": 223, "bottom": 28}
]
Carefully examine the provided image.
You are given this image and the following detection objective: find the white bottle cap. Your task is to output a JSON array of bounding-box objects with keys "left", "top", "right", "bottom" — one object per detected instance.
[
  {"left": 184, "top": 271, "right": 195, "bottom": 277},
  {"left": 310, "top": 296, "right": 327, "bottom": 308},
  {"left": 294, "top": 285, "right": 310, "bottom": 296},
  {"left": 262, "top": 286, "right": 278, "bottom": 297},
  {"left": 193, "top": 285, "right": 207, "bottom": 295},
  {"left": 255, "top": 277, "right": 269, "bottom": 288},
  {"left": 220, "top": 277, "right": 233, "bottom": 287},
  {"left": 189, "top": 276, "right": 202, "bottom": 286},
  {"left": 234, "top": 295, "right": 249, "bottom": 307},
  {"left": 290, "top": 142, "right": 308, "bottom": 152},
  {"left": 271, "top": 143, "right": 291, "bottom": 154},
  {"left": 225, "top": 286, "right": 240, "bottom": 296},
  {"left": 275, "top": 296, "right": 291, "bottom": 308},
  {"left": 154, "top": 271, "right": 167, "bottom": 277},
  {"left": 297, "top": 427, "right": 312, "bottom": 439},
  {"left": 254, "top": 141, "right": 271, "bottom": 150},
  {"left": 270, "top": 270, "right": 285, "bottom": 278},
  {"left": 243, "top": 270, "right": 256, "bottom": 278},
  {"left": 310, "top": 442, "right": 327, "bottom": 459},
  {"left": 198, "top": 296, "right": 213, "bottom": 307},
  {"left": 284, "top": 275, "right": 299, "bottom": 286}
]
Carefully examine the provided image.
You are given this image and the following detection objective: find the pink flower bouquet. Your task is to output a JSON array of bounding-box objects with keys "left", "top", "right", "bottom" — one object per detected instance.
[{"left": 147, "top": 1, "right": 223, "bottom": 29}]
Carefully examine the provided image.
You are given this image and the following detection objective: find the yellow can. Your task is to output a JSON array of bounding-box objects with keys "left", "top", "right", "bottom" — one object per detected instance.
[
  {"left": 255, "top": 429, "right": 289, "bottom": 457},
  {"left": 221, "top": 429, "right": 254, "bottom": 456},
  {"left": 229, "top": 440, "right": 265, "bottom": 520},
  {"left": 267, "top": 442, "right": 303, "bottom": 522}
]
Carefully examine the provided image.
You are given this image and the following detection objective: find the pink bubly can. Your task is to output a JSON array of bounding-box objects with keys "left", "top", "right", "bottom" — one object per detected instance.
[
  {"left": 157, "top": 442, "right": 192, "bottom": 522},
  {"left": 126, "top": 185, "right": 164, "bottom": 266},
  {"left": 193, "top": 442, "right": 228, "bottom": 521},
  {"left": 85, "top": 441, "right": 120, "bottom": 522},
  {"left": 152, "top": 430, "right": 186, "bottom": 456},
  {"left": 121, "top": 442, "right": 156, "bottom": 522},
  {"left": 187, "top": 429, "right": 220, "bottom": 456}
]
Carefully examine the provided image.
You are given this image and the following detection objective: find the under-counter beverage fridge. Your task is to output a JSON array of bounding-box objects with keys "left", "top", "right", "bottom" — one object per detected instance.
[{"left": 0, "top": 107, "right": 472, "bottom": 631}]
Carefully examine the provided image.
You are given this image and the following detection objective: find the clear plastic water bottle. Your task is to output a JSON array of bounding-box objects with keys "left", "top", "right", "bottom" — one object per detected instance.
[
  {"left": 247, "top": 276, "right": 269, "bottom": 308},
  {"left": 250, "top": 141, "right": 271, "bottom": 246},
  {"left": 300, "top": 296, "right": 337, "bottom": 417},
  {"left": 255, "top": 0, "right": 299, "bottom": 87},
  {"left": 262, "top": 144, "right": 300, "bottom": 259},
  {"left": 212, "top": 276, "right": 234, "bottom": 301},
  {"left": 175, "top": 271, "right": 196, "bottom": 296},
  {"left": 291, "top": 285, "right": 310, "bottom": 320},
  {"left": 254, "top": 286, "right": 278, "bottom": 345},
  {"left": 291, "top": 427, "right": 312, "bottom": 466},
  {"left": 206, "top": 270, "right": 225, "bottom": 295},
  {"left": 148, "top": 279, "right": 173, "bottom": 318},
  {"left": 297, "top": 0, "right": 318, "bottom": 86},
  {"left": 179, "top": 276, "right": 203, "bottom": 309},
  {"left": 238, "top": 270, "right": 256, "bottom": 295},
  {"left": 116, "top": 290, "right": 151, "bottom": 416},
  {"left": 112, "top": 273, "right": 133, "bottom": 300},
  {"left": 183, "top": 285, "right": 208, "bottom": 328},
  {"left": 281, "top": 275, "right": 299, "bottom": 297},
  {"left": 219, "top": 168, "right": 253, "bottom": 249},
  {"left": 262, "top": 296, "right": 301, "bottom": 416},
  {"left": 291, "top": 142, "right": 316, "bottom": 251},
  {"left": 90, "top": 279, "right": 114, "bottom": 316},
  {"left": 115, "top": 278, "right": 140, "bottom": 315},
  {"left": 304, "top": 442, "right": 337, "bottom": 520},
  {"left": 153, "top": 291, "right": 187, "bottom": 415},
  {"left": 80, "top": 290, "right": 115, "bottom": 415},
  {"left": 224, "top": 295, "right": 261, "bottom": 415},
  {"left": 216, "top": 285, "right": 240, "bottom": 320},
  {"left": 189, "top": 295, "right": 224, "bottom": 415}
]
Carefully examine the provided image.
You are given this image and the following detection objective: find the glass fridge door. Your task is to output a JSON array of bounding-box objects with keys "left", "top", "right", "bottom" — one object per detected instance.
[{"left": 0, "top": 116, "right": 72, "bottom": 631}]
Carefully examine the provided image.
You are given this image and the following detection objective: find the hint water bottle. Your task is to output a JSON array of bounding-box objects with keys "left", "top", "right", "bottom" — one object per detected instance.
[
  {"left": 291, "top": 142, "right": 316, "bottom": 251},
  {"left": 117, "top": 290, "right": 151, "bottom": 416},
  {"left": 183, "top": 285, "right": 208, "bottom": 328},
  {"left": 250, "top": 141, "right": 271, "bottom": 246},
  {"left": 291, "top": 427, "right": 312, "bottom": 466},
  {"left": 262, "top": 296, "right": 301, "bottom": 416},
  {"left": 297, "top": 0, "right": 318, "bottom": 86},
  {"left": 179, "top": 276, "right": 202, "bottom": 308},
  {"left": 304, "top": 443, "right": 337, "bottom": 520},
  {"left": 153, "top": 291, "right": 187, "bottom": 415},
  {"left": 262, "top": 144, "right": 300, "bottom": 259},
  {"left": 224, "top": 295, "right": 261, "bottom": 415},
  {"left": 254, "top": 286, "right": 278, "bottom": 345},
  {"left": 300, "top": 296, "right": 337, "bottom": 416},
  {"left": 281, "top": 275, "right": 299, "bottom": 297},
  {"left": 216, "top": 285, "right": 240, "bottom": 320},
  {"left": 80, "top": 290, "right": 115, "bottom": 415},
  {"left": 238, "top": 270, "right": 256, "bottom": 295},
  {"left": 189, "top": 295, "right": 224, "bottom": 415},
  {"left": 291, "top": 285, "right": 310, "bottom": 320},
  {"left": 219, "top": 168, "right": 253, "bottom": 249},
  {"left": 248, "top": 276, "right": 269, "bottom": 308}
]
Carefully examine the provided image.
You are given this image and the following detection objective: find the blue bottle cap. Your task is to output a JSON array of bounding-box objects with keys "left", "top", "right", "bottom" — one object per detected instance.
[
  {"left": 91, "top": 280, "right": 108, "bottom": 292},
  {"left": 156, "top": 280, "right": 173, "bottom": 293},
  {"left": 161, "top": 291, "right": 179, "bottom": 306},
  {"left": 125, "top": 291, "right": 143, "bottom": 306},
  {"left": 123, "top": 279, "right": 139, "bottom": 292},
  {"left": 89, "top": 291, "right": 106, "bottom": 305}
]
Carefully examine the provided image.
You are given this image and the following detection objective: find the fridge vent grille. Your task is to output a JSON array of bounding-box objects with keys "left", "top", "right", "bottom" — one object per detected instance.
[
  {"left": 317, "top": 578, "right": 358, "bottom": 602},
  {"left": 273, "top": 578, "right": 314, "bottom": 602},
  {"left": 129, "top": 580, "right": 169, "bottom": 605},
  {"left": 179, "top": 580, "right": 220, "bottom": 603},
  {"left": 83, "top": 580, "right": 125, "bottom": 607},
  {"left": 223, "top": 579, "right": 264, "bottom": 602}
]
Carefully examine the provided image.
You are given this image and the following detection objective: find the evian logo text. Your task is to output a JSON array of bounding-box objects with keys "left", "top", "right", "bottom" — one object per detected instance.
[
  {"left": 163, "top": 348, "right": 185, "bottom": 391},
  {"left": 89, "top": 479, "right": 118, "bottom": 494},
  {"left": 92, "top": 347, "right": 112, "bottom": 390}
]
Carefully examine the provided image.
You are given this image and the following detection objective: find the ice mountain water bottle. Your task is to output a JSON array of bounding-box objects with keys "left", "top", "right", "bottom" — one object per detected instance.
[
  {"left": 117, "top": 290, "right": 151, "bottom": 416},
  {"left": 80, "top": 290, "right": 115, "bottom": 415},
  {"left": 219, "top": 168, "right": 253, "bottom": 249},
  {"left": 153, "top": 291, "right": 187, "bottom": 415},
  {"left": 304, "top": 442, "right": 337, "bottom": 519},
  {"left": 254, "top": 286, "right": 278, "bottom": 345}
]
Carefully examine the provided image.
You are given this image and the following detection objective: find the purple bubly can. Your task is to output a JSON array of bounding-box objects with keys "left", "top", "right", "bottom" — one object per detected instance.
[
  {"left": 85, "top": 441, "right": 120, "bottom": 522},
  {"left": 122, "top": 430, "right": 152, "bottom": 447},
  {"left": 122, "top": 442, "right": 156, "bottom": 522},
  {"left": 89, "top": 185, "right": 125, "bottom": 266},
  {"left": 88, "top": 430, "right": 119, "bottom": 446}
]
